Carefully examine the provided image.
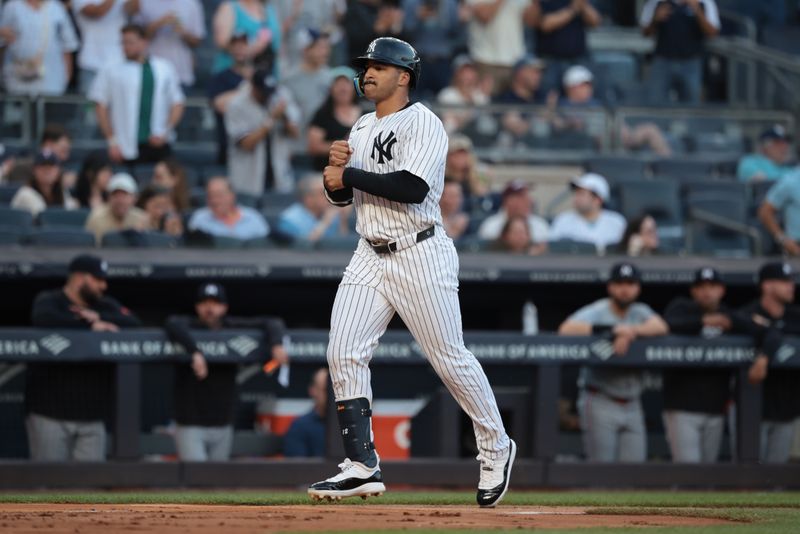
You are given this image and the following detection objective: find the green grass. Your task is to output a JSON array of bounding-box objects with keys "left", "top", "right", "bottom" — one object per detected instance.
[{"left": 1, "top": 491, "right": 800, "bottom": 532}]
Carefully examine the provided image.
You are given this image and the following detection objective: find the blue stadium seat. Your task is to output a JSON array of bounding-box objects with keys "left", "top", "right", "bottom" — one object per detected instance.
[
  {"left": 0, "top": 228, "right": 24, "bottom": 245},
  {"left": 547, "top": 239, "right": 598, "bottom": 255},
  {"left": 28, "top": 229, "right": 96, "bottom": 247},
  {"left": 102, "top": 231, "right": 179, "bottom": 248},
  {"left": 260, "top": 191, "right": 296, "bottom": 209},
  {"left": 244, "top": 236, "right": 278, "bottom": 249},
  {"left": 584, "top": 157, "right": 648, "bottom": 181},
  {"left": 761, "top": 26, "right": 800, "bottom": 55},
  {"left": 38, "top": 208, "right": 91, "bottom": 228},
  {"left": 0, "top": 184, "right": 20, "bottom": 205},
  {"left": 237, "top": 192, "right": 260, "bottom": 208},
  {"left": 315, "top": 234, "right": 360, "bottom": 251},
  {"left": 618, "top": 180, "right": 683, "bottom": 238},
  {"left": 0, "top": 206, "right": 34, "bottom": 229},
  {"left": 652, "top": 158, "right": 717, "bottom": 180},
  {"left": 686, "top": 192, "right": 751, "bottom": 257},
  {"left": 682, "top": 181, "right": 746, "bottom": 202}
]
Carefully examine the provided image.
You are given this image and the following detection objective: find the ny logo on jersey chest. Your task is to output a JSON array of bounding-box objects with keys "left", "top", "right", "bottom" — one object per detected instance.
[{"left": 371, "top": 131, "right": 398, "bottom": 164}]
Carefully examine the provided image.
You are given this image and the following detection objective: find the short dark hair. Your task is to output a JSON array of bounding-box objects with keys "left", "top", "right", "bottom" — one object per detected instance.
[
  {"left": 121, "top": 23, "right": 147, "bottom": 39},
  {"left": 40, "top": 124, "right": 69, "bottom": 145}
]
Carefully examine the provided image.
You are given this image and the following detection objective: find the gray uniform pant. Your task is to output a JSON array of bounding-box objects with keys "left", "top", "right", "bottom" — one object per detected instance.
[
  {"left": 761, "top": 419, "right": 797, "bottom": 464},
  {"left": 577, "top": 389, "right": 646, "bottom": 462},
  {"left": 26, "top": 413, "right": 106, "bottom": 461},
  {"left": 662, "top": 410, "right": 724, "bottom": 463},
  {"left": 174, "top": 425, "right": 234, "bottom": 461}
]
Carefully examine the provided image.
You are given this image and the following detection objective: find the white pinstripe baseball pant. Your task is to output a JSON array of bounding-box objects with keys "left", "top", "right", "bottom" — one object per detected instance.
[{"left": 327, "top": 230, "right": 510, "bottom": 462}]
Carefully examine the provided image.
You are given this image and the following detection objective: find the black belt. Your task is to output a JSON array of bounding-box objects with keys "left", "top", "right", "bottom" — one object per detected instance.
[{"left": 369, "top": 226, "right": 435, "bottom": 254}]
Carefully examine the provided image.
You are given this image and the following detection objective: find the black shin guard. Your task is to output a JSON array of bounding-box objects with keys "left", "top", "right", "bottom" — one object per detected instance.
[{"left": 337, "top": 397, "right": 377, "bottom": 467}]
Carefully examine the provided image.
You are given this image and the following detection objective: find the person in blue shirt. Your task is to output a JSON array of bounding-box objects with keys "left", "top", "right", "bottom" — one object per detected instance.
[
  {"left": 277, "top": 174, "right": 351, "bottom": 243},
  {"left": 759, "top": 169, "right": 800, "bottom": 256},
  {"left": 737, "top": 126, "right": 793, "bottom": 183},
  {"left": 283, "top": 367, "right": 328, "bottom": 458},
  {"left": 188, "top": 177, "right": 269, "bottom": 240}
]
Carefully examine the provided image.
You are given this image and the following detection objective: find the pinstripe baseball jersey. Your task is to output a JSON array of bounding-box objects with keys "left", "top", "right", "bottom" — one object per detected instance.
[{"left": 346, "top": 102, "right": 447, "bottom": 242}]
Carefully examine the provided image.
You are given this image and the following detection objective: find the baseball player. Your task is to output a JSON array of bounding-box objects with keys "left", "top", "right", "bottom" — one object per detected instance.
[{"left": 308, "top": 37, "right": 515, "bottom": 507}]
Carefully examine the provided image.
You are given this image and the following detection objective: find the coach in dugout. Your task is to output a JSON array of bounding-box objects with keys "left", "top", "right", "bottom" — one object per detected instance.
[
  {"left": 736, "top": 262, "right": 800, "bottom": 463},
  {"left": 558, "top": 262, "right": 668, "bottom": 462},
  {"left": 164, "top": 282, "right": 288, "bottom": 461},
  {"left": 662, "top": 267, "right": 735, "bottom": 463},
  {"left": 27, "top": 254, "right": 142, "bottom": 461}
]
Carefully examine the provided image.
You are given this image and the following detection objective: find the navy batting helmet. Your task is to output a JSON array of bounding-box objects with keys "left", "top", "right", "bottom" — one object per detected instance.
[{"left": 353, "top": 37, "right": 421, "bottom": 96}]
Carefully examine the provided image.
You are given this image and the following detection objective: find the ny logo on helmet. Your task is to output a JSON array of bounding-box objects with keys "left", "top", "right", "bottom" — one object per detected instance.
[{"left": 371, "top": 131, "right": 397, "bottom": 164}]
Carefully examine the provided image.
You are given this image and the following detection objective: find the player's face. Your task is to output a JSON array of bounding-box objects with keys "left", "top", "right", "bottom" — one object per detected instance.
[
  {"left": 690, "top": 282, "right": 725, "bottom": 311},
  {"left": 607, "top": 281, "right": 640, "bottom": 308},
  {"left": 195, "top": 299, "right": 228, "bottom": 325},
  {"left": 763, "top": 279, "right": 796, "bottom": 305},
  {"left": 363, "top": 61, "right": 409, "bottom": 101}
]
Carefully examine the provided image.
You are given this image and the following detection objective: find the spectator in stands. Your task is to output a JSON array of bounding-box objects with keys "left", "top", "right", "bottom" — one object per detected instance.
[
  {"left": 558, "top": 262, "right": 669, "bottom": 462},
  {"left": 437, "top": 54, "right": 491, "bottom": 134},
  {"left": 345, "top": 0, "right": 405, "bottom": 62},
  {"left": 0, "top": 144, "right": 19, "bottom": 183},
  {"left": 640, "top": 0, "right": 720, "bottom": 104},
  {"left": 618, "top": 214, "right": 660, "bottom": 256},
  {"left": 555, "top": 66, "right": 672, "bottom": 156},
  {"left": 151, "top": 159, "right": 191, "bottom": 213},
  {"left": 534, "top": 0, "right": 601, "bottom": 93},
  {"left": 275, "top": 0, "right": 346, "bottom": 67},
  {"left": 136, "top": 0, "right": 206, "bottom": 87},
  {"left": 225, "top": 67, "right": 301, "bottom": 195},
  {"left": 74, "top": 151, "right": 113, "bottom": 209},
  {"left": 549, "top": 173, "right": 626, "bottom": 252},
  {"left": 403, "top": 0, "right": 465, "bottom": 98},
  {"left": 11, "top": 151, "right": 78, "bottom": 216},
  {"left": 737, "top": 125, "right": 794, "bottom": 183},
  {"left": 440, "top": 177, "right": 471, "bottom": 241},
  {"left": 188, "top": 177, "right": 270, "bottom": 240},
  {"left": 277, "top": 174, "right": 352, "bottom": 243},
  {"left": 27, "top": 254, "right": 142, "bottom": 461},
  {"left": 212, "top": 0, "right": 282, "bottom": 74},
  {"left": 90, "top": 24, "right": 186, "bottom": 165},
  {"left": 281, "top": 28, "right": 332, "bottom": 130},
  {"left": 71, "top": 0, "right": 139, "bottom": 94},
  {"left": 307, "top": 67, "right": 360, "bottom": 171},
  {"left": 465, "top": 0, "right": 541, "bottom": 95},
  {"left": 0, "top": 0, "right": 79, "bottom": 96},
  {"left": 39, "top": 124, "right": 77, "bottom": 191},
  {"left": 136, "top": 184, "right": 184, "bottom": 236},
  {"left": 208, "top": 32, "right": 254, "bottom": 165},
  {"left": 758, "top": 170, "right": 800, "bottom": 256},
  {"left": 165, "top": 282, "right": 289, "bottom": 461},
  {"left": 283, "top": 367, "right": 328, "bottom": 457},
  {"left": 494, "top": 55, "right": 549, "bottom": 145},
  {"left": 444, "top": 134, "right": 490, "bottom": 211},
  {"left": 478, "top": 180, "right": 549, "bottom": 253},
  {"left": 736, "top": 262, "right": 800, "bottom": 463},
  {"left": 491, "top": 214, "right": 545, "bottom": 255},
  {"left": 662, "top": 267, "right": 733, "bottom": 463},
  {"left": 85, "top": 172, "right": 149, "bottom": 243}
]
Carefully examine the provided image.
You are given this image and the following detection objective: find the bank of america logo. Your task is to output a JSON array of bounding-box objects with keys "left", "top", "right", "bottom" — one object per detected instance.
[
  {"left": 776, "top": 344, "right": 795, "bottom": 364},
  {"left": 590, "top": 339, "right": 614, "bottom": 361},
  {"left": 228, "top": 336, "right": 258, "bottom": 357},
  {"left": 40, "top": 334, "right": 71, "bottom": 356}
]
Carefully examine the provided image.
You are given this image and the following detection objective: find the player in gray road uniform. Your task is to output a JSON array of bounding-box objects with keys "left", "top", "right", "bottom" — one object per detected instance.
[
  {"left": 307, "top": 37, "right": 515, "bottom": 507},
  {"left": 558, "top": 262, "right": 668, "bottom": 462}
]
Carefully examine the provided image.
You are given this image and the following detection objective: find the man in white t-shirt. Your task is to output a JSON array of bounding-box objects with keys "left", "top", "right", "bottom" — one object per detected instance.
[
  {"left": 549, "top": 173, "right": 626, "bottom": 252},
  {"left": 72, "top": 0, "right": 139, "bottom": 94},
  {"left": 478, "top": 180, "right": 549, "bottom": 253},
  {"left": 89, "top": 24, "right": 185, "bottom": 166},
  {"left": 136, "top": 0, "right": 206, "bottom": 87},
  {"left": 466, "top": 0, "right": 540, "bottom": 94}
]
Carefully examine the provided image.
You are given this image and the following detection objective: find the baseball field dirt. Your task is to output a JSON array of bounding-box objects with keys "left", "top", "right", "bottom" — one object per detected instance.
[{"left": 0, "top": 503, "right": 732, "bottom": 532}]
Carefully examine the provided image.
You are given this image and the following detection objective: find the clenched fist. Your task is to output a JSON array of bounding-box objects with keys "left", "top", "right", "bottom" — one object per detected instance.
[
  {"left": 324, "top": 165, "right": 346, "bottom": 191},
  {"left": 329, "top": 140, "right": 353, "bottom": 167}
]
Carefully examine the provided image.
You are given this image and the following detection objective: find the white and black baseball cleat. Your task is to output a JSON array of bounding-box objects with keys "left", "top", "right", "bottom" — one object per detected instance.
[
  {"left": 308, "top": 458, "right": 386, "bottom": 501},
  {"left": 476, "top": 439, "right": 516, "bottom": 508}
]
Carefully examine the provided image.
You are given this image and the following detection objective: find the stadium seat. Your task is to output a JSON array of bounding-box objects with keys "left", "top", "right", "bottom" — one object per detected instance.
[
  {"left": 211, "top": 235, "right": 247, "bottom": 249},
  {"left": 28, "top": 229, "right": 96, "bottom": 247},
  {"left": 0, "top": 184, "right": 20, "bottom": 204},
  {"left": 0, "top": 206, "right": 34, "bottom": 229},
  {"left": 454, "top": 236, "right": 489, "bottom": 253},
  {"left": 200, "top": 165, "right": 227, "bottom": 183},
  {"left": 132, "top": 164, "right": 156, "bottom": 184},
  {"left": 172, "top": 146, "right": 217, "bottom": 166},
  {"left": 236, "top": 192, "right": 260, "bottom": 208},
  {"left": 618, "top": 180, "right": 683, "bottom": 225},
  {"left": 584, "top": 156, "right": 649, "bottom": 181},
  {"left": 652, "top": 159, "right": 717, "bottom": 180},
  {"left": 761, "top": 26, "right": 800, "bottom": 55},
  {"left": 260, "top": 192, "right": 296, "bottom": 209},
  {"left": 38, "top": 208, "right": 91, "bottom": 228},
  {"left": 682, "top": 181, "right": 746, "bottom": 202},
  {"left": 0, "top": 228, "right": 24, "bottom": 245},
  {"left": 102, "top": 231, "right": 179, "bottom": 248},
  {"left": 685, "top": 192, "right": 752, "bottom": 257},
  {"left": 244, "top": 236, "right": 277, "bottom": 249},
  {"left": 547, "top": 239, "right": 598, "bottom": 255}
]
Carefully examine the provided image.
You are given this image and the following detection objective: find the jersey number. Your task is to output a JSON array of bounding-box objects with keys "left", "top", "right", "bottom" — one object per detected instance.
[{"left": 371, "top": 131, "right": 398, "bottom": 164}]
